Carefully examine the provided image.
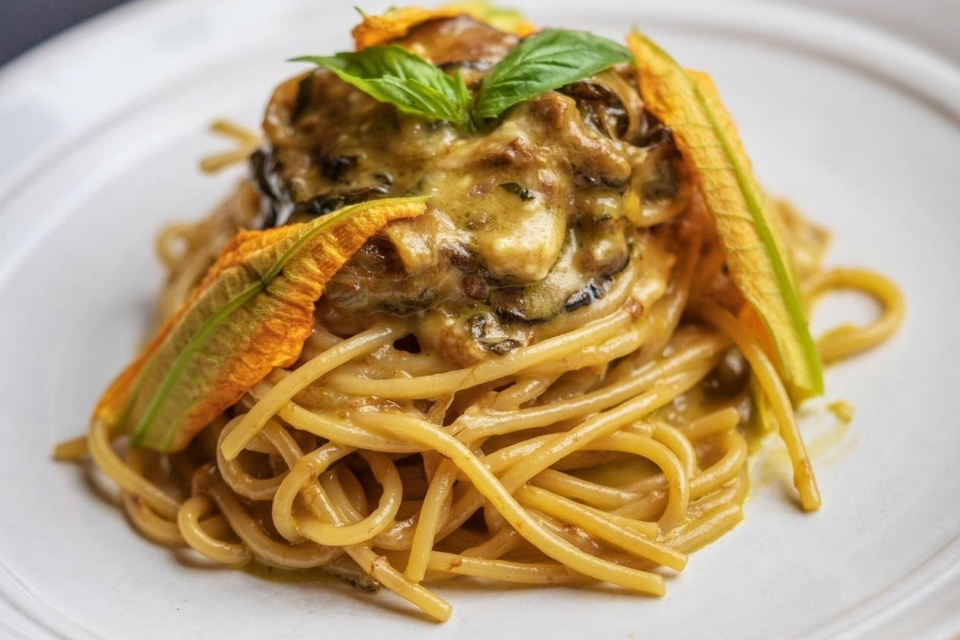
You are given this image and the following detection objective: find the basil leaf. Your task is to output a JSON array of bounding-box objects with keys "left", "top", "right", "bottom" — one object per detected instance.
[
  {"left": 292, "top": 46, "right": 473, "bottom": 129},
  {"left": 474, "top": 29, "right": 633, "bottom": 120}
]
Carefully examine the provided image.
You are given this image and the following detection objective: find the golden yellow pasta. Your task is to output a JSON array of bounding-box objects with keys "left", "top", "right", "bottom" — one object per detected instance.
[{"left": 54, "top": 4, "right": 903, "bottom": 622}]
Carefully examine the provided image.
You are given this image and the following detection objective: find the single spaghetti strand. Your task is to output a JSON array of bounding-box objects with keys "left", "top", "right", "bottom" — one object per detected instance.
[
  {"left": 123, "top": 491, "right": 185, "bottom": 546},
  {"left": 88, "top": 419, "right": 181, "bottom": 519},
  {"left": 178, "top": 495, "right": 252, "bottom": 566},
  {"left": 694, "top": 300, "right": 821, "bottom": 511},
  {"left": 679, "top": 407, "right": 740, "bottom": 440},
  {"left": 427, "top": 552, "right": 584, "bottom": 584},
  {"left": 405, "top": 458, "right": 457, "bottom": 582},
  {"left": 209, "top": 119, "right": 262, "bottom": 144},
  {"left": 279, "top": 402, "right": 423, "bottom": 453},
  {"left": 51, "top": 436, "right": 88, "bottom": 461}
]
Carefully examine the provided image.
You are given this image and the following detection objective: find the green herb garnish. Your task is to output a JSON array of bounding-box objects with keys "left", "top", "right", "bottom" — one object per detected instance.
[
  {"left": 474, "top": 29, "right": 632, "bottom": 119},
  {"left": 291, "top": 45, "right": 474, "bottom": 130},
  {"left": 292, "top": 29, "right": 632, "bottom": 132}
]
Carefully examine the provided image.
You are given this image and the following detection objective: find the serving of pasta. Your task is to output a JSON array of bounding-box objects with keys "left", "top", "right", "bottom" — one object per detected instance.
[{"left": 53, "top": 3, "right": 904, "bottom": 622}]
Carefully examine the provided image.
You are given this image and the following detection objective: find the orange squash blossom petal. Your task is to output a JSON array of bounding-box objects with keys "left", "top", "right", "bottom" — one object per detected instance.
[
  {"left": 352, "top": 3, "right": 536, "bottom": 51},
  {"left": 94, "top": 197, "right": 428, "bottom": 452},
  {"left": 628, "top": 30, "right": 823, "bottom": 400}
]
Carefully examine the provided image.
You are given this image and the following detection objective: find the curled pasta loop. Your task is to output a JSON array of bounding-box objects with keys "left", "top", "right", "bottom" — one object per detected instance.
[
  {"left": 298, "top": 450, "right": 403, "bottom": 547},
  {"left": 804, "top": 268, "right": 905, "bottom": 364},
  {"left": 178, "top": 494, "right": 252, "bottom": 567}
]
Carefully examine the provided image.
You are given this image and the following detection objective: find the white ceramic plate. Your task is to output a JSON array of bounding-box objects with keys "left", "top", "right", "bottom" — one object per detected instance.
[{"left": 2, "top": 0, "right": 959, "bottom": 638}]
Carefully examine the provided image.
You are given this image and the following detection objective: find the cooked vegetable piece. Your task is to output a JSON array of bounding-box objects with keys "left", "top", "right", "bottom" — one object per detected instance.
[
  {"left": 94, "top": 197, "right": 428, "bottom": 452},
  {"left": 627, "top": 30, "right": 823, "bottom": 400},
  {"left": 351, "top": 3, "right": 536, "bottom": 50},
  {"left": 443, "top": 1, "right": 536, "bottom": 35}
]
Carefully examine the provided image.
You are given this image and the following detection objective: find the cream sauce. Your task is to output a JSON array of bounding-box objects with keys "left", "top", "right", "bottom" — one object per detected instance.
[{"left": 253, "top": 15, "right": 687, "bottom": 363}]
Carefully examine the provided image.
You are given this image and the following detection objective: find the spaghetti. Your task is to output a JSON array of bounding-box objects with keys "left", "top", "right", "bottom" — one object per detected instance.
[{"left": 54, "top": 6, "right": 903, "bottom": 623}]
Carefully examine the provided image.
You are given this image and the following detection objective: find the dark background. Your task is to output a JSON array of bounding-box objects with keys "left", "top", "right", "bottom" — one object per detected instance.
[{"left": 0, "top": 0, "right": 132, "bottom": 67}]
